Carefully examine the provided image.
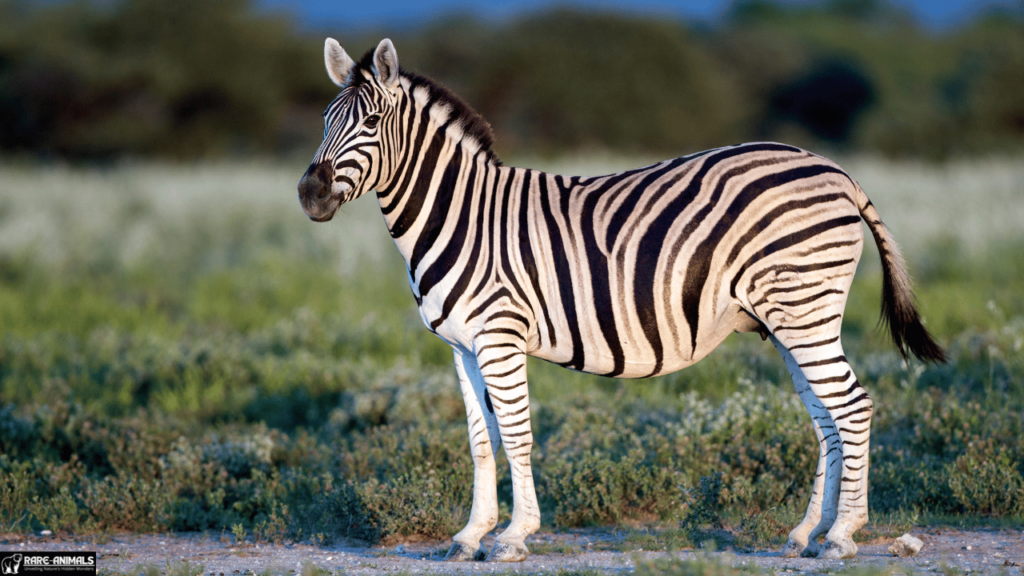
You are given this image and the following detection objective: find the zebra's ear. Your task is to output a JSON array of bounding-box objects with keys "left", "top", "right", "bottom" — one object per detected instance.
[
  {"left": 324, "top": 38, "right": 354, "bottom": 87},
  {"left": 373, "top": 38, "right": 400, "bottom": 90}
]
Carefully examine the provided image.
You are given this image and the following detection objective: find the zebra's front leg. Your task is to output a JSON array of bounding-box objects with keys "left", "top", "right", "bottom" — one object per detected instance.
[
  {"left": 446, "top": 349, "right": 501, "bottom": 561},
  {"left": 475, "top": 334, "right": 538, "bottom": 562}
]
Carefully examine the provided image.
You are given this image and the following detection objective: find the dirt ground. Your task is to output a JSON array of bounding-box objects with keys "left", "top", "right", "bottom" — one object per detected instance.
[{"left": 2, "top": 528, "right": 1022, "bottom": 575}]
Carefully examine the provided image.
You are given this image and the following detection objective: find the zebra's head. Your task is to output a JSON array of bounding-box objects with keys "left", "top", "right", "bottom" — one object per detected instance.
[{"left": 298, "top": 38, "right": 401, "bottom": 222}]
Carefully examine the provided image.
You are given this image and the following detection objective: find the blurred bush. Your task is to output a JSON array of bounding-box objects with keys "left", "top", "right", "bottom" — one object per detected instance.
[
  {"left": 0, "top": 0, "right": 331, "bottom": 159},
  {"left": 1, "top": 0, "right": 1023, "bottom": 160}
]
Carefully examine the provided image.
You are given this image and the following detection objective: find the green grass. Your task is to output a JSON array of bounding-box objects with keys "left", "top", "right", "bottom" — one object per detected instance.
[{"left": 0, "top": 158, "right": 1022, "bottom": 543}]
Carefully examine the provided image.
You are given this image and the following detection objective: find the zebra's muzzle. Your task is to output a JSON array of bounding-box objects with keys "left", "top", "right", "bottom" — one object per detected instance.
[{"left": 298, "top": 161, "right": 341, "bottom": 222}]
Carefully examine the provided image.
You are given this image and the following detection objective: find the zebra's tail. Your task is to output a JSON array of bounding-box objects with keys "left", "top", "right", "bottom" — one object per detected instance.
[{"left": 855, "top": 183, "right": 947, "bottom": 364}]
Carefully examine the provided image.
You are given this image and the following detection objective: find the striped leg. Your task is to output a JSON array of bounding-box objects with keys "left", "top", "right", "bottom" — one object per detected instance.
[
  {"left": 771, "top": 336, "right": 840, "bottom": 558},
  {"left": 446, "top": 349, "right": 501, "bottom": 561},
  {"left": 773, "top": 331, "right": 872, "bottom": 559},
  {"left": 475, "top": 331, "right": 539, "bottom": 562}
]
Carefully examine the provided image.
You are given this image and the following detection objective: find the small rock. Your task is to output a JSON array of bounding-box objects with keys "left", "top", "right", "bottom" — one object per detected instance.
[
  {"left": 394, "top": 544, "right": 406, "bottom": 554},
  {"left": 888, "top": 534, "right": 924, "bottom": 558},
  {"left": 40, "top": 530, "right": 52, "bottom": 537}
]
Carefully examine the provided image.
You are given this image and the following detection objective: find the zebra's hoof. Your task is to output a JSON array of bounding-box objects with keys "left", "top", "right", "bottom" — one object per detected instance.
[
  {"left": 780, "top": 539, "right": 805, "bottom": 558},
  {"left": 800, "top": 539, "right": 821, "bottom": 558},
  {"left": 445, "top": 542, "right": 487, "bottom": 561},
  {"left": 485, "top": 541, "right": 529, "bottom": 562},
  {"left": 818, "top": 537, "right": 857, "bottom": 559}
]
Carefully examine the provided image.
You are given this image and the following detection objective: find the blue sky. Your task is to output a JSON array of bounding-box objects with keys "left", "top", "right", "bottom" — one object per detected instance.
[{"left": 261, "top": 0, "right": 1021, "bottom": 29}]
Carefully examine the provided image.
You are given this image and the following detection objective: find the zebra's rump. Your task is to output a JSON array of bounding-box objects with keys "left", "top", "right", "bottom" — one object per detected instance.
[{"left": 520, "top": 142, "right": 865, "bottom": 378}]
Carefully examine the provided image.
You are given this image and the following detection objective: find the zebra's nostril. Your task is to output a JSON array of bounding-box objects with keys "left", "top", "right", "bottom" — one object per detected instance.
[
  {"left": 297, "top": 173, "right": 326, "bottom": 202},
  {"left": 314, "top": 161, "right": 334, "bottom": 185},
  {"left": 298, "top": 160, "right": 336, "bottom": 202}
]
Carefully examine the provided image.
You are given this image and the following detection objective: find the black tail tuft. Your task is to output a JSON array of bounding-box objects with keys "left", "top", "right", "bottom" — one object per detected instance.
[
  {"left": 857, "top": 181, "right": 947, "bottom": 364},
  {"left": 877, "top": 235, "right": 947, "bottom": 364}
]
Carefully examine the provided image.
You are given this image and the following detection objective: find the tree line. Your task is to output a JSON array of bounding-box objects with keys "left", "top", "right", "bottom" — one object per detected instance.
[{"left": 1, "top": 0, "right": 1022, "bottom": 160}]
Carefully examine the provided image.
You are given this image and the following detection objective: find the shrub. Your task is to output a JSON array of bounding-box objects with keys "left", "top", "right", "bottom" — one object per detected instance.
[
  {"left": 946, "top": 441, "right": 1024, "bottom": 516},
  {"left": 543, "top": 447, "right": 681, "bottom": 526}
]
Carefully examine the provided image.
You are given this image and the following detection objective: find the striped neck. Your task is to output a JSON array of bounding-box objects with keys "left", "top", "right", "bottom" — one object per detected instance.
[{"left": 375, "top": 79, "right": 502, "bottom": 272}]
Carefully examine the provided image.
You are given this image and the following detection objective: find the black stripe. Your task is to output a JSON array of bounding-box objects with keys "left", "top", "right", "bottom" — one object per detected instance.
[
  {"left": 517, "top": 170, "right": 556, "bottom": 347},
  {"left": 465, "top": 288, "right": 514, "bottom": 323},
  {"left": 487, "top": 380, "right": 526, "bottom": 391},
  {"left": 479, "top": 353, "right": 519, "bottom": 370},
  {"left": 501, "top": 417, "right": 530, "bottom": 428},
  {"left": 834, "top": 406, "right": 872, "bottom": 422},
  {"left": 496, "top": 171, "right": 529, "bottom": 305},
  {"left": 774, "top": 314, "right": 842, "bottom": 332},
  {"left": 799, "top": 355, "right": 847, "bottom": 367},
  {"left": 489, "top": 394, "right": 527, "bottom": 406},
  {"left": 486, "top": 310, "right": 530, "bottom": 326},
  {"left": 484, "top": 366, "right": 523, "bottom": 379},
  {"left": 475, "top": 342, "right": 522, "bottom": 355},
  {"left": 576, "top": 177, "right": 625, "bottom": 376},
  {"left": 817, "top": 389, "right": 855, "bottom": 400},
  {"left": 824, "top": 392, "right": 870, "bottom": 411},
  {"left": 799, "top": 239, "right": 861, "bottom": 257},
  {"left": 752, "top": 280, "right": 825, "bottom": 306},
  {"left": 505, "top": 404, "right": 530, "bottom": 417},
  {"left": 779, "top": 289, "right": 845, "bottom": 307},
  {"left": 475, "top": 327, "right": 525, "bottom": 338},
  {"left": 788, "top": 335, "right": 840, "bottom": 351},
  {"left": 538, "top": 176, "right": 585, "bottom": 370},
  {"left": 409, "top": 143, "right": 462, "bottom": 272},
  {"left": 471, "top": 165, "right": 500, "bottom": 298},
  {"left": 808, "top": 370, "right": 852, "bottom": 384}
]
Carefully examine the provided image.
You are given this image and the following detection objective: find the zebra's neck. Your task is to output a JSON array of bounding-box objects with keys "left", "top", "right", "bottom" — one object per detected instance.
[{"left": 374, "top": 89, "right": 505, "bottom": 287}]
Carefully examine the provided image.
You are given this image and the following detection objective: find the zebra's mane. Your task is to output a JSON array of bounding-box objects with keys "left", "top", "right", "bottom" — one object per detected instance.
[{"left": 353, "top": 49, "right": 501, "bottom": 165}]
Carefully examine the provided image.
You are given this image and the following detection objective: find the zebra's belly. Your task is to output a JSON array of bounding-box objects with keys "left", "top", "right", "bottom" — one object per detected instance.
[
  {"left": 527, "top": 339, "right": 711, "bottom": 379},
  {"left": 526, "top": 303, "right": 745, "bottom": 379}
]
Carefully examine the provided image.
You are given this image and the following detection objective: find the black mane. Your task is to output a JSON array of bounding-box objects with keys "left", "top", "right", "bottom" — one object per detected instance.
[{"left": 353, "top": 49, "right": 500, "bottom": 164}]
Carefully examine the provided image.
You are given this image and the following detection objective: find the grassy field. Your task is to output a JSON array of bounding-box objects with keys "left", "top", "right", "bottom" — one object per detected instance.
[{"left": 1, "top": 156, "right": 1022, "bottom": 547}]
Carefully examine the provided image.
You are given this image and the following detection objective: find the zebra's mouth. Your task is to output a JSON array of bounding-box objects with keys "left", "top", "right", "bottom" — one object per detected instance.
[{"left": 307, "top": 198, "right": 341, "bottom": 222}]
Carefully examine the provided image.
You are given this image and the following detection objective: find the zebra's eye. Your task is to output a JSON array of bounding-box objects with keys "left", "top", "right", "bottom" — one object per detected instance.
[{"left": 363, "top": 114, "right": 381, "bottom": 129}]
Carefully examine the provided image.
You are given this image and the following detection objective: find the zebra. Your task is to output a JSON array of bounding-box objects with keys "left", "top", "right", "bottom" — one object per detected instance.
[{"left": 297, "top": 38, "right": 945, "bottom": 562}]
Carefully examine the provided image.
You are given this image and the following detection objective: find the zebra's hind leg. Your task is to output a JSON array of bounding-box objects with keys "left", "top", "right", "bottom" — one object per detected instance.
[
  {"left": 772, "top": 332, "right": 872, "bottom": 560},
  {"left": 770, "top": 336, "right": 840, "bottom": 558},
  {"left": 446, "top": 349, "right": 501, "bottom": 561}
]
